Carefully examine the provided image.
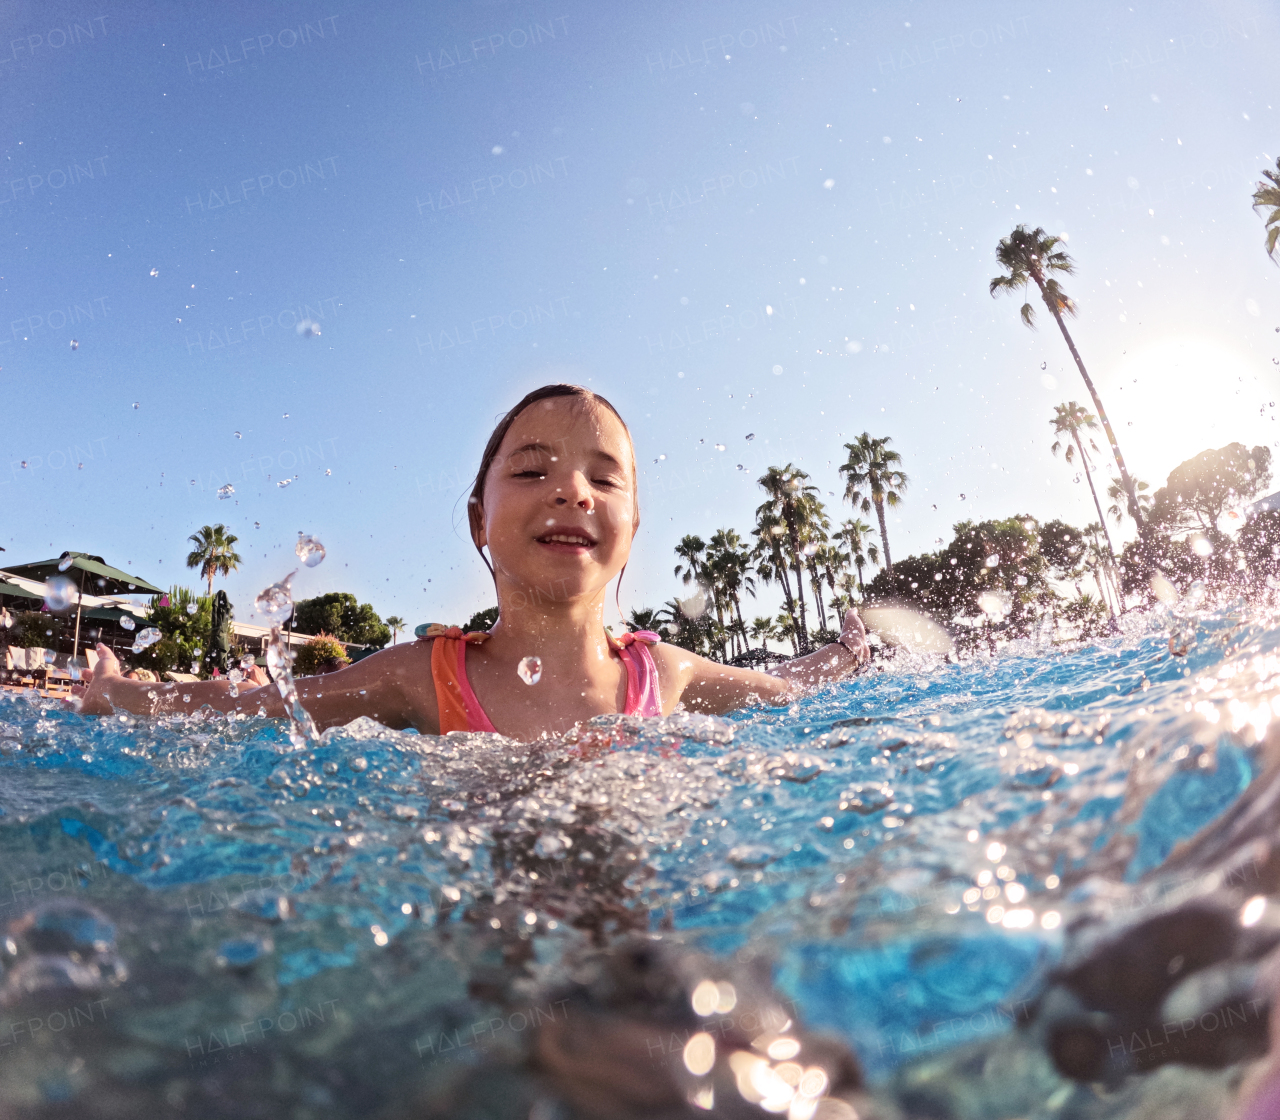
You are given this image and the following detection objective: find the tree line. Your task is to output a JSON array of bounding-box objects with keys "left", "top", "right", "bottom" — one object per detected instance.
[{"left": 634, "top": 164, "right": 1280, "bottom": 659}]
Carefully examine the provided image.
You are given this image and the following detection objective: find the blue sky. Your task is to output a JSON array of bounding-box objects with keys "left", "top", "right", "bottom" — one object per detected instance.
[{"left": 2, "top": 0, "right": 1277, "bottom": 631}]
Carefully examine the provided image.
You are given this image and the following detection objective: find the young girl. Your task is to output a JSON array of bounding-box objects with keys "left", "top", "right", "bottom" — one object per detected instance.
[{"left": 78, "top": 385, "right": 870, "bottom": 738}]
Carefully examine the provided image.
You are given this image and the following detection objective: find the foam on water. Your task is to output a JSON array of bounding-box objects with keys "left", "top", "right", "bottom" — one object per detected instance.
[{"left": 1, "top": 602, "right": 1278, "bottom": 1111}]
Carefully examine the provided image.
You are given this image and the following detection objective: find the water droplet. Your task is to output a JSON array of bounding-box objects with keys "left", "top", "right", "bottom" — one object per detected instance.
[
  {"left": 217, "top": 484, "right": 235, "bottom": 499},
  {"left": 657, "top": 454, "right": 666, "bottom": 461},
  {"left": 186, "top": 602, "right": 198, "bottom": 615},
  {"left": 132, "top": 402, "right": 139, "bottom": 409},
  {"left": 254, "top": 521, "right": 261, "bottom": 528},
  {"left": 295, "top": 534, "right": 326, "bottom": 567},
  {"left": 234, "top": 430, "right": 242, "bottom": 439},
  {"left": 277, "top": 478, "right": 292, "bottom": 488},
  {"left": 43, "top": 576, "right": 76, "bottom": 611},
  {"left": 69, "top": 339, "right": 79, "bottom": 350},
  {"left": 228, "top": 683, "right": 239, "bottom": 697},
  {"left": 518, "top": 656, "right": 542, "bottom": 685},
  {"left": 296, "top": 320, "right": 320, "bottom": 337},
  {"left": 119, "top": 615, "right": 136, "bottom": 631},
  {"left": 255, "top": 573, "right": 295, "bottom": 624},
  {"left": 240, "top": 654, "right": 256, "bottom": 670},
  {"left": 491, "top": 145, "right": 504, "bottom": 155},
  {"left": 978, "top": 591, "right": 1011, "bottom": 619},
  {"left": 772, "top": 365, "right": 783, "bottom": 375},
  {"left": 737, "top": 464, "right": 746, "bottom": 470},
  {"left": 985, "top": 554, "right": 1000, "bottom": 567},
  {"left": 745, "top": 433, "right": 755, "bottom": 441},
  {"left": 348, "top": 756, "right": 368, "bottom": 772},
  {"left": 134, "top": 627, "right": 162, "bottom": 650},
  {"left": 714, "top": 443, "right": 726, "bottom": 451},
  {"left": 228, "top": 669, "right": 243, "bottom": 684},
  {"left": 181, "top": 693, "right": 191, "bottom": 702},
  {"left": 56, "top": 556, "right": 74, "bottom": 572},
  {"left": 149, "top": 268, "right": 159, "bottom": 277},
  {"left": 1040, "top": 361, "right": 1047, "bottom": 370},
  {"left": 958, "top": 493, "right": 966, "bottom": 500}
]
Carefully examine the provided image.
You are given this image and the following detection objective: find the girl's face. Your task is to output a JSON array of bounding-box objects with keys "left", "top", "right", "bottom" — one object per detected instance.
[{"left": 474, "top": 397, "right": 638, "bottom": 604}]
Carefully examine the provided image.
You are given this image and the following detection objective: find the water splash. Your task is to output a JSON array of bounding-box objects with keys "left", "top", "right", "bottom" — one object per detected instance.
[
  {"left": 255, "top": 571, "right": 319, "bottom": 749},
  {"left": 295, "top": 534, "right": 326, "bottom": 567},
  {"left": 518, "top": 656, "right": 542, "bottom": 685}
]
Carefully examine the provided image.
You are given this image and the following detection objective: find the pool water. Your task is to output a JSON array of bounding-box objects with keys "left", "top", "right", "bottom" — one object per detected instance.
[{"left": 1, "top": 601, "right": 1277, "bottom": 1118}]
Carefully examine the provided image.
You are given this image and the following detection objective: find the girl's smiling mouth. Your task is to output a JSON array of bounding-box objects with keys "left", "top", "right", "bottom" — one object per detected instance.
[{"left": 536, "top": 526, "right": 598, "bottom": 552}]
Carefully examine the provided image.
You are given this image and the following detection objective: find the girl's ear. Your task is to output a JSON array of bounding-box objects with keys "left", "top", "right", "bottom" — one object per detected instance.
[{"left": 468, "top": 496, "right": 487, "bottom": 548}]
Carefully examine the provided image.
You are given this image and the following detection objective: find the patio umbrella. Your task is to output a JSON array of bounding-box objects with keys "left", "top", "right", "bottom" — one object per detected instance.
[
  {"left": 208, "top": 590, "right": 233, "bottom": 673},
  {"left": 1, "top": 552, "right": 163, "bottom": 661}
]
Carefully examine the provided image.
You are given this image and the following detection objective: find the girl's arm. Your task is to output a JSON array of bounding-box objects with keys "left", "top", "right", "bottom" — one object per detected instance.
[
  {"left": 662, "top": 610, "right": 871, "bottom": 715},
  {"left": 76, "top": 641, "right": 438, "bottom": 732}
]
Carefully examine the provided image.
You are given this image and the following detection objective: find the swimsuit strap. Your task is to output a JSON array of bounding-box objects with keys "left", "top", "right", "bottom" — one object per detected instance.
[
  {"left": 609, "top": 630, "right": 664, "bottom": 718},
  {"left": 419, "top": 626, "right": 496, "bottom": 734},
  {"left": 421, "top": 625, "right": 662, "bottom": 733},
  {"left": 415, "top": 623, "right": 490, "bottom": 644}
]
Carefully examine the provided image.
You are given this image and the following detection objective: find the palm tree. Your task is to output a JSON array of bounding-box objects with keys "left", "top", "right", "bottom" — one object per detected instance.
[
  {"left": 706, "top": 529, "right": 756, "bottom": 658},
  {"left": 990, "top": 225, "right": 1144, "bottom": 529},
  {"left": 756, "top": 466, "right": 821, "bottom": 652},
  {"left": 673, "top": 534, "right": 706, "bottom": 590},
  {"left": 628, "top": 607, "right": 664, "bottom": 634},
  {"left": 751, "top": 519, "right": 799, "bottom": 638},
  {"left": 837, "top": 519, "right": 880, "bottom": 593},
  {"left": 774, "top": 610, "right": 799, "bottom": 656},
  {"left": 749, "top": 615, "right": 779, "bottom": 650},
  {"left": 386, "top": 616, "right": 406, "bottom": 645},
  {"left": 186, "top": 524, "right": 242, "bottom": 596},
  {"left": 1049, "top": 402, "right": 1117, "bottom": 562},
  {"left": 1253, "top": 156, "right": 1280, "bottom": 263},
  {"left": 1106, "top": 476, "right": 1152, "bottom": 526},
  {"left": 839, "top": 434, "right": 908, "bottom": 572}
]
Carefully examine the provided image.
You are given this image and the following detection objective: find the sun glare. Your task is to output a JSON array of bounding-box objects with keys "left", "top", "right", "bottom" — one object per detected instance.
[{"left": 1107, "top": 337, "right": 1275, "bottom": 486}]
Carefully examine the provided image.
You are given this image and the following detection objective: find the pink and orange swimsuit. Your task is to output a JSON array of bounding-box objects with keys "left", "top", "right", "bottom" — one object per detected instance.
[{"left": 417, "top": 625, "right": 664, "bottom": 733}]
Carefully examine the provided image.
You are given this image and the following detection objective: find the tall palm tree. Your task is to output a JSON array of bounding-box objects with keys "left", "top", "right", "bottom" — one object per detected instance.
[
  {"left": 628, "top": 607, "right": 664, "bottom": 634},
  {"left": 385, "top": 616, "right": 406, "bottom": 645},
  {"left": 706, "top": 528, "right": 755, "bottom": 658},
  {"left": 839, "top": 434, "right": 907, "bottom": 572},
  {"left": 837, "top": 519, "right": 879, "bottom": 593},
  {"left": 751, "top": 520, "right": 798, "bottom": 635},
  {"left": 1106, "top": 476, "right": 1152, "bottom": 526},
  {"left": 186, "top": 524, "right": 242, "bottom": 596},
  {"left": 673, "top": 535, "right": 706, "bottom": 591},
  {"left": 1049, "top": 402, "right": 1117, "bottom": 562},
  {"left": 749, "top": 615, "right": 779, "bottom": 650},
  {"left": 756, "top": 466, "right": 820, "bottom": 652},
  {"left": 990, "top": 225, "right": 1144, "bottom": 529},
  {"left": 774, "top": 610, "right": 799, "bottom": 656},
  {"left": 1253, "top": 156, "right": 1280, "bottom": 263}
]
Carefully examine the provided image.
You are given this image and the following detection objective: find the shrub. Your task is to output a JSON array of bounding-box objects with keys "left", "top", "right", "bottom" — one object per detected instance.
[
  {"left": 5, "top": 611, "right": 63, "bottom": 649},
  {"left": 294, "top": 633, "right": 350, "bottom": 676}
]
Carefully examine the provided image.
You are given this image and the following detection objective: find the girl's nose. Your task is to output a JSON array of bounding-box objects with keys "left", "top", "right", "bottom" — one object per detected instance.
[{"left": 552, "top": 473, "right": 593, "bottom": 508}]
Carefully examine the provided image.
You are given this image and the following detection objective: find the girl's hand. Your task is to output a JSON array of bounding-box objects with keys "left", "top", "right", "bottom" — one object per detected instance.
[
  {"left": 76, "top": 643, "right": 123, "bottom": 715},
  {"left": 838, "top": 609, "right": 871, "bottom": 667}
]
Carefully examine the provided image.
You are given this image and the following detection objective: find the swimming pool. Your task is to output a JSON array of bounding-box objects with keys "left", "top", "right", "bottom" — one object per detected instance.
[{"left": 1, "top": 599, "right": 1276, "bottom": 1117}]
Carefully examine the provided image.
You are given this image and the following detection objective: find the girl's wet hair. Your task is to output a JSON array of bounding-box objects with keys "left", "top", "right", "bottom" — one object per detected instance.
[{"left": 467, "top": 384, "right": 638, "bottom": 581}]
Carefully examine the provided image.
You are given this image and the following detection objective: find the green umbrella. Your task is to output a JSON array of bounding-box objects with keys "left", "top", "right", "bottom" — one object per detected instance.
[
  {"left": 0, "top": 577, "right": 43, "bottom": 602},
  {"left": 2, "top": 552, "right": 164, "bottom": 662}
]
